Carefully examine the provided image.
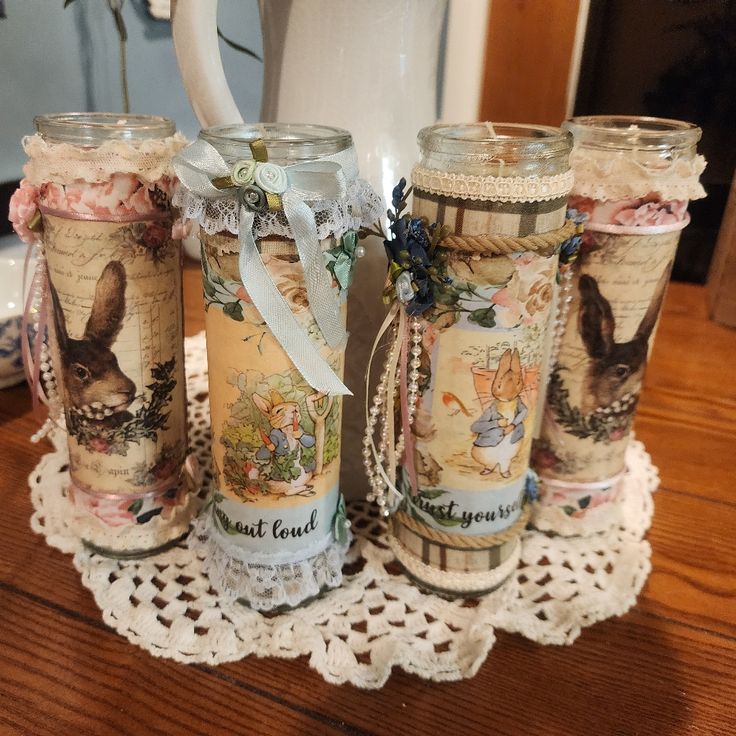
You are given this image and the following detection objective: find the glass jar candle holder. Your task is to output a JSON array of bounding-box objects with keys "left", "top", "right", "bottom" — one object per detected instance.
[
  {"left": 533, "top": 115, "right": 706, "bottom": 530},
  {"left": 12, "top": 113, "right": 194, "bottom": 558},
  {"left": 173, "top": 123, "right": 381, "bottom": 610},
  {"left": 368, "top": 123, "right": 576, "bottom": 597}
]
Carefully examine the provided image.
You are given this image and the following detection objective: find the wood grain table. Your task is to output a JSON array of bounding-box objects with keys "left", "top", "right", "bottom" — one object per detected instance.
[{"left": 1, "top": 263, "right": 734, "bottom": 736}]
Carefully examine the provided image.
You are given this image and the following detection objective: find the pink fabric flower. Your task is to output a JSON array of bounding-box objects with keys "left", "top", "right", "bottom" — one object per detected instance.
[
  {"left": 8, "top": 180, "right": 41, "bottom": 244},
  {"left": 69, "top": 487, "right": 136, "bottom": 527},
  {"left": 39, "top": 182, "right": 68, "bottom": 211},
  {"left": 39, "top": 175, "right": 161, "bottom": 219},
  {"left": 613, "top": 199, "right": 685, "bottom": 227}
]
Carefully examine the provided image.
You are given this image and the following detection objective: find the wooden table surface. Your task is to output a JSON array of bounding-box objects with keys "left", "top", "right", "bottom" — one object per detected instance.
[{"left": 1, "top": 262, "right": 735, "bottom": 736}]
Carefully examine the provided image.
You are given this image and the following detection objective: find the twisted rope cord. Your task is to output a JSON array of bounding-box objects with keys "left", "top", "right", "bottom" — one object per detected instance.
[
  {"left": 441, "top": 218, "right": 575, "bottom": 254},
  {"left": 394, "top": 504, "right": 530, "bottom": 549}
]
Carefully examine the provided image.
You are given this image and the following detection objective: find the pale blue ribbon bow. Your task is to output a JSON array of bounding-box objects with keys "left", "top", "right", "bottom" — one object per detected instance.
[{"left": 173, "top": 138, "right": 351, "bottom": 396}]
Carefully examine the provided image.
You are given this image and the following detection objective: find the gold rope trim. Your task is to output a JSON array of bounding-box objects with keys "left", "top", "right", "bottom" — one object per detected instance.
[
  {"left": 394, "top": 504, "right": 531, "bottom": 549},
  {"left": 441, "top": 218, "right": 575, "bottom": 255}
]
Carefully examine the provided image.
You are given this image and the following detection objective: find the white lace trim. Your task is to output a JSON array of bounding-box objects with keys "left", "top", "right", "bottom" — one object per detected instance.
[
  {"left": 173, "top": 178, "right": 384, "bottom": 240},
  {"left": 23, "top": 132, "right": 188, "bottom": 186},
  {"left": 411, "top": 165, "right": 575, "bottom": 202},
  {"left": 195, "top": 514, "right": 350, "bottom": 611},
  {"left": 569, "top": 150, "right": 707, "bottom": 202},
  {"left": 27, "top": 331, "right": 659, "bottom": 687}
]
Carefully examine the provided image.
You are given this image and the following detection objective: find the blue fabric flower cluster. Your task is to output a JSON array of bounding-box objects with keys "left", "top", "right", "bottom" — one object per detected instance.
[
  {"left": 559, "top": 207, "right": 588, "bottom": 267},
  {"left": 382, "top": 178, "right": 449, "bottom": 315}
]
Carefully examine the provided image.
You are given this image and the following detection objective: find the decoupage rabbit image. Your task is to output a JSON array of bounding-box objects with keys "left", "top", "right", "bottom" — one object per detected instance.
[
  {"left": 254, "top": 390, "right": 317, "bottom": 496},
  {"left": 578, "top": 266, "right": 669, "bottom": 413},
  {"left": 471, "top": 348, "right": 528, "bottom": 478},
  {"left": 50, "top": 260, "right": 136, "bottom": 426}
]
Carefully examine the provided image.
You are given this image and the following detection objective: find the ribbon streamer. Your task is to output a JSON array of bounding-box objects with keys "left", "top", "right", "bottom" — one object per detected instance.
[
  {"left": 238, "top": 207, "right": 349, "bottom": 395},
  {"left": 364, "top": 302, "right": 407, "bottom": 506},
  {"left": 174, "top": 139, "right": 352, "bottom": 395}
]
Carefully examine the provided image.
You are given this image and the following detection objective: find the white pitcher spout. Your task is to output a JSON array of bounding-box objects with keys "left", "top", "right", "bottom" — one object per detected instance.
[{"left": 171, "top": 0, "right": 244, "bottom": 127}]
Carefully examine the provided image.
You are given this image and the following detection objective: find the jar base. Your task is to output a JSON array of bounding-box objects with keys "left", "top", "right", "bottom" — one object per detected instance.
[
  {"left": 399, "top": 566, "right": 513, "bottom": 600},
  {"left": 82, "top": 527, "right": 191, "bottom": 560},
  {"left": 387, "top": 533, "right": 521, "bottom": 598}
]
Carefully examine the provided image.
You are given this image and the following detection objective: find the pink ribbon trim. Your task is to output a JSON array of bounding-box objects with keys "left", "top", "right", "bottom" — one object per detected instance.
[
  {"left": 38, "top": 205, "right": 170, "bottom": 223},
  {"left": 69, "top": 463, "right": 190, "bottom": 502},
  {"left": 584, "top": 213, "right": 689, "bottom": 236}
]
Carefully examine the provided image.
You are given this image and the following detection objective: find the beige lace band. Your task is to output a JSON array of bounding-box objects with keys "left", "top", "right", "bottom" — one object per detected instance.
[
  {"left": 23, "top": 132, "right": 188, "bottom": 185},
  {"left": 412, "top": 165, "right": 575, "bottom": 203}
]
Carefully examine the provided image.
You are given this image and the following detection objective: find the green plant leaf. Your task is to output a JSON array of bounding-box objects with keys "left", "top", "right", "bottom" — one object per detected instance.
[
  {"left": 127, "top": 498, "right": 143, "bottom": 515},
  {"left": 468, "top": 307, "right": 497, "bottom": 328},
  {"left": 223, "top": 301, "right": 244, "bottom": 321},
  {"left": 418, "top": 489, "right": 446, "bottom": 500},
  {"left": 434, "top": 288, "right": 459, "bottom": 306},
  {"left": 202, "top": 277, "right": 218, "bottom": 299},
  {"left": 433, "top": 516, "right": 463, "bottom": 527}
]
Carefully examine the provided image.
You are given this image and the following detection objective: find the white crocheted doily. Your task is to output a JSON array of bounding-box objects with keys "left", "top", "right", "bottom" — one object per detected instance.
[{"left": 28, "top": 331, "right": 659, "bottom": 688}]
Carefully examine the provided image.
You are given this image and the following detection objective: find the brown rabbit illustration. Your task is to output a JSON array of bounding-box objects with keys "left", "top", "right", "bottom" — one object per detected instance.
[
  {"left": 254, "top": 390, "right": 316, "bottom": 496},
  {"left": 471, "top": 348, "right": 528, "bottom": 478},
  {"left": 50, "top": 261, "right": 136, "bottom": 424},
  {"left": 578, "top": 266, "right": 670, "bottom": 413}
]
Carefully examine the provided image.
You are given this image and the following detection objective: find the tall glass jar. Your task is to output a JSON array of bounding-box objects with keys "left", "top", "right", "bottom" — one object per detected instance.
[
  {"left": 173, "top": 124, "right": 381, "bottom": 610},
  {"left": 18, "top": 113, "right": 193, "bottom": 557},
  {"left": 386, "top": 123, "right": 575, "bottom": 596},
  {"left": 533, "top": 116, "right": 705, "bottom": 530}
]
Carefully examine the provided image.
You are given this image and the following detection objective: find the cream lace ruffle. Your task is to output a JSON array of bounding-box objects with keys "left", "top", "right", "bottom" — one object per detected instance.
[
  {"left": 569, "top": 150, "right": 707, "bottom": 202},
  {"left": 173, "top": 178, "right": 384, "bottom": 241},
  {"left": 411, "top": 165, "right": 575, "bottom": 202},
  {"left": 27, "top": 331, "right": 659, "bottom": 687},
  {"left": 22, "top": 132, "right": 188, "bottom": 185}
]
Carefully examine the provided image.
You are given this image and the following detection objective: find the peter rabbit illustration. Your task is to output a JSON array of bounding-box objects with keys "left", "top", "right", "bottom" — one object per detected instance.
[
  {"left": 254, "top": 390, "right": 316, "bottom": 496},
  {"left": 50, "top": 261, "right": 136, "bottom": 425},
  {"left": 471, "top": 348, "right": 528, "bottom": 478},
  {"left": 578, "top": 266, "right": 669, "bottom": 413}
]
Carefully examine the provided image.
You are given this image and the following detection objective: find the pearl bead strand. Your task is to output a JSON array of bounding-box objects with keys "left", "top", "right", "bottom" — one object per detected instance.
[
  {"left": 363, "top": 315, "right": 423, "bottom": 517},
  {"left": 29, "top": 254, "right": 62, "bottom": 443}
]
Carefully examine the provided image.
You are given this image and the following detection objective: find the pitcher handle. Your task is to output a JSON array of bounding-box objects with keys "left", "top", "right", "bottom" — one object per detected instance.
[{"left": 171, "top": 0, "right": 244, "bottom": 127}]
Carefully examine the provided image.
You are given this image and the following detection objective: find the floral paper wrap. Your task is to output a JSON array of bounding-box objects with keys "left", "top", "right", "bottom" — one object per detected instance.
[
  {"left": 200, "top": 233, "right": 347, "bottom": 562},
  {"left": 13, "top": 160, "right": 193, "bottom": 553},
  {"left": 391, "top": 187, "right": 567, "bottom": 579},
  {"left": 534, "top": 192, "right": 689, "bottom": 518}
]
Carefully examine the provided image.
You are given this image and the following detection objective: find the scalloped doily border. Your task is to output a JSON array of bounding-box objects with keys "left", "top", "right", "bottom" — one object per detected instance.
[{"left": 27, "top": 331, "right": 660, "bottom": 688}]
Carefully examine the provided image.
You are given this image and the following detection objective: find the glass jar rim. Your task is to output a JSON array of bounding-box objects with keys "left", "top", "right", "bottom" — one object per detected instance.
[
  {"left": 34, "top": 113, "right": 175, "bottom": 144},
  {"left": 200, "top": 123, "right": 353, "bottom": 163},
  {"left": 564, "top": 115, "right": 701, "bottom": 151},
  {"left": 417, "top": 123, "right": 572, "bottom": 163}
]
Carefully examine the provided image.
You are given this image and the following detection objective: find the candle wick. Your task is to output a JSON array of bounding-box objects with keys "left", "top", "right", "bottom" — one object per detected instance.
[{"left": 485, "top": 122, "right": 497, "bottom": 138}]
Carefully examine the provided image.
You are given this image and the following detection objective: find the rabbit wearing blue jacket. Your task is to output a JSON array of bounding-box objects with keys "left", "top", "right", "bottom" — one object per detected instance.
[{"left": 471, "top": 348, "right": 527, "bottom": 478}]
